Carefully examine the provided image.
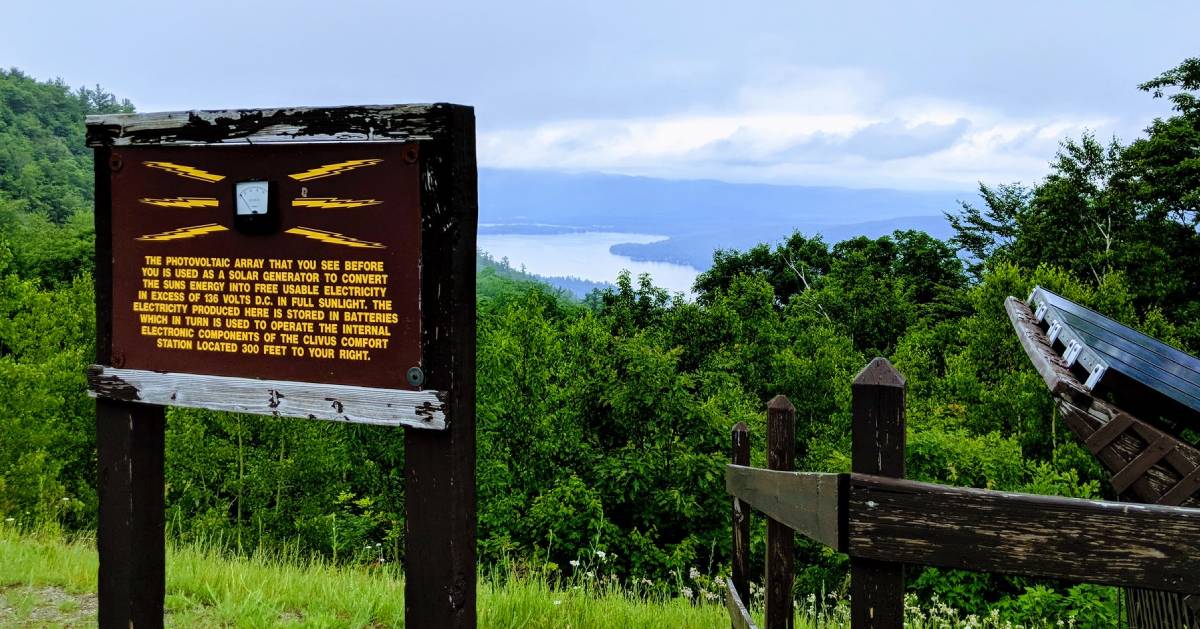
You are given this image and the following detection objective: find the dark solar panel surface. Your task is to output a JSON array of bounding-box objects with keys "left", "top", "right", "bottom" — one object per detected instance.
[{"left": 1034, "top": 287, "right": 1200, "bottom": 414}]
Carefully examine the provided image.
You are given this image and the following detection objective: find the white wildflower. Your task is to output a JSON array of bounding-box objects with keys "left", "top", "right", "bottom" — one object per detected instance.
[
  {"left": 595, "top": 550, "right": 606, "bottom": 559},
  {"left": 569, "top": 560, "right": 579, "bottom": 568},
  {"left": 682, "top": 586, "right": 694, "bottom": 600}
]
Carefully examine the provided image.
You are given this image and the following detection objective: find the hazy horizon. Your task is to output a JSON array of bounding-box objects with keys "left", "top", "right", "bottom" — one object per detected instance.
[{"left": 4, "top": 2, "right": 1197, "bottom": 191}]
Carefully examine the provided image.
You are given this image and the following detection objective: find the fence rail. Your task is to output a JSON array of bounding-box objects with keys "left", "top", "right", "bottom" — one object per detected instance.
[{"left": 725, "top": 358, "right": 1200, "bottom": 629}]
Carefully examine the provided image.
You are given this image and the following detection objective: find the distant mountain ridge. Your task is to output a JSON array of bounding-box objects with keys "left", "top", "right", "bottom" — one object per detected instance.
[
  {"left": 478, "top": 169, "right": 971, "bottom": 270},
  {"left": 610, "top": 215, "right": 957, "bottom": 269}
]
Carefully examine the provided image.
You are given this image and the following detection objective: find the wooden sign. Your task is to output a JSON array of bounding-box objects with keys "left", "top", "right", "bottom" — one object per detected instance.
[
  {"left": 86, "top": 108, "right": 467, "bottom": 428},
  {"left": 87, "top": 104, "right": 478, "bottom": 628},
  {"left": 110, "top": 143, "right": 421, "bottom": 386}
]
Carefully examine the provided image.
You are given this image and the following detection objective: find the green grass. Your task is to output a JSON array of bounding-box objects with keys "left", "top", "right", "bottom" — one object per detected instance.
[
  {"left": 2, "top": 526, "right": 1046, "bottom": 628},
  {"left": 0, "top": 526, "right": 736, "bottom": 627}
]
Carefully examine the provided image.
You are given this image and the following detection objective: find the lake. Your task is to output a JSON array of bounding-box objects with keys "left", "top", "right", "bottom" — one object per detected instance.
[{"left": 477, "top": 232, "right": 700, "bottom": 295}]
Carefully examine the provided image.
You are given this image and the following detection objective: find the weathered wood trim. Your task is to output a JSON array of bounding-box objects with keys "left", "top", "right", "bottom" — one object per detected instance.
[
  {"left": 724, "top": 576, "right": 758, "bottom": 629},
  {"left": 1005, "top": 296, "right": 1094, "bottom": 407},
  {"left": 730, "top": 422, "right": 752, "bottom": 610},
  {"left": 1112, "top": 436, "right": 1176, "bottom": 493},
  {"left": 764, "top": 395, "right": 795, "bottom": 629},
  {"left": 96, "top": 400, "right": 165, "bottom": 628},
  {"left": 87, "top": 366, "right": 446, "bottom": 429},
  {"left": 85, "top": 104, "right": 451, "bottom": 147},
  {"left": 94, "top": 146, "right": 113, "bottom": 366},
  {"left": 1160, "top": 466, "right": 1200, "bottom": 507},
  {"left": 724, "top": 466, "right": 842, "bottom": 550},
  {"left": 1058, "top": 396, "right": 1200, "bottom": 507},
  {"left": 1084, "top": 412, "right": 1134, "bottom": 454},
  {"left": 404, "top": 103, "right": 478, "bottom": 628},
  {"left": 1125, "top": 587, "right": 1198, "bottom": 628},
  {"left": 847, "top": 473, "right": 1200, "bottom": 594},
  {"left": 850, "top": 357, "right": 906, "bottom": 629}
]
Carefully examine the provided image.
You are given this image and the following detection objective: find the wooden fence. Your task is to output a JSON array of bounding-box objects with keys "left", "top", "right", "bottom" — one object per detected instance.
[{"left": 725, "top": 357, "right": 1200, "bottom": 629}]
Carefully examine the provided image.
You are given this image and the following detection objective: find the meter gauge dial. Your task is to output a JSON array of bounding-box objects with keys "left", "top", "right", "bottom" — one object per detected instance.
[{"left": 233, "top": 180, "right": 277, "bottom": 234}]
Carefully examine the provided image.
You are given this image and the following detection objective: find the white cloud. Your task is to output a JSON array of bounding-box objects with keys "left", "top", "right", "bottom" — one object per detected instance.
[{"left": 477, "top": 67, "right": 1116, "bottom": 190}]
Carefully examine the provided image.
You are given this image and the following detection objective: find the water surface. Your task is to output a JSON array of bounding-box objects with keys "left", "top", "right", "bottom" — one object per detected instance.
[{"left": 477, "top": 232, "right": 699, "bottom": 295}]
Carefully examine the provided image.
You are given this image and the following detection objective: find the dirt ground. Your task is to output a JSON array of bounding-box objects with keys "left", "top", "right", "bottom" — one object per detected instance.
[{"left": 0, "top": 585, "right": 98, "bottom": 628}]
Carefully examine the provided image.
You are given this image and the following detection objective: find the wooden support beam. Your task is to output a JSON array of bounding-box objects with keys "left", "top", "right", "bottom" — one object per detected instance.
[
  {"left": 1159, "top": 466, "right": 1200, "bottom": 507},
  {"left": 1112, "top": 436, "right": 1176, "bottom": 494},
  {"left": 846, "top": 473, "right": 1200, "bottom": 595},
  {"left": 851, "top": 358, "right": 906, "bottom": 629},
  {"left": 403, "top": 104, "right": 477, "bottom": 629},
  {"left": 1004, "top": 297, "right": 1093, "bottom": 408},
  {"left": 94, "top": 141, "right": 167, "bottom": 628},
  {"left": 1060, "top": 401, "right": 1167, "bottom": 504},
  {"left": 724, "top": 466, "right": 841, "bottom": 550},
  {"left": 87, "top": 366, "right": 447, "bottom": 429},
  {"left": 1084, "top": 412, "right": 1134, "bottom": 454},
  {"left": 730, "top": 422, "right": 752, "bottom": 614},
  {"left": 725, "top": 576, "right": 759, "bottom": 629},
  {"left": 96, "top": 400, "right": 165, "bottom": 628},
  {"left": 765, "top": 395, "right": 795, "bottom": 629}
]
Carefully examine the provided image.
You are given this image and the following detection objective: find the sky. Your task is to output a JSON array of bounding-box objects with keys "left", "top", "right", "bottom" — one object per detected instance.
[{"left": 3, "top": 1, "right": 1197, "bottom": 190}]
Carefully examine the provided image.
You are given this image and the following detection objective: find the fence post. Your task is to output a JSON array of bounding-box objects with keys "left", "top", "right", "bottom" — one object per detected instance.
[
  {"left": 731, "top": 421, "right": 752, "bottom": 617},
  {"left": 96, "top": 400, "right": 166, "bottom": 628},
  {"left": 766, "top": 395, "right": 796, "bottom": 629},
  {"left": 851, "top": 358, "right": 907, "bottom": 629}
]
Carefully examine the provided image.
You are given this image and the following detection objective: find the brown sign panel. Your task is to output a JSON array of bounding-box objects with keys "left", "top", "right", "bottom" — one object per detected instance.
[{"left": 108, "top": 142, "right": 421, "bottom": 389}]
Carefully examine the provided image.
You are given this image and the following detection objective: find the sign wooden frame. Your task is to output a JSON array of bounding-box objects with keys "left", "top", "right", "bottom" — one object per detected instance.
[{"left": 86, "top": 104, "right": 478, "bottom": 628}]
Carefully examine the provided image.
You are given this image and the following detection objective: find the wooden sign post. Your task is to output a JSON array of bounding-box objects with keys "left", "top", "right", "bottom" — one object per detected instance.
[{"left": 85, "top": 104, "right": 478, "bottom": 628}]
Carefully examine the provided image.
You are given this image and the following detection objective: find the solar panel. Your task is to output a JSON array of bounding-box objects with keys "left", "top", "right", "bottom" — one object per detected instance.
[{"left": 1028, "top": 287, "right": 1200, "bottom": 420}]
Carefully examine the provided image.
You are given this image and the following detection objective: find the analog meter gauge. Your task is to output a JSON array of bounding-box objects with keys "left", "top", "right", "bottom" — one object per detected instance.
[{"left": 234, "top": 180, "right": 277, "bottom": 234}]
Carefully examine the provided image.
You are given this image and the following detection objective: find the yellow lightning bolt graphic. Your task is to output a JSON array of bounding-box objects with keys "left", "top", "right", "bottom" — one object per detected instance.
[
  {"left": 285, "top": 227, "right": 386, "bottom": 249},
  {"left": 143, "top": 161, "right": 226, "bottom": 182},
  {"left": 139, "top": 197, "right": 220, "bottom": 208},
  {"left": 291, "top": 197, "right": 383, "bottom": 209},
  {"left": 288, "top": 159, "right": 383, "bottom": 181},
  {"left": 137, "top": 223, "right": 229, "bottom": 241}
]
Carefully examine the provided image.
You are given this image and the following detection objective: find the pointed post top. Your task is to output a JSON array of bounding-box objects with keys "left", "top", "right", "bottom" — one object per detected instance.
[
  {"left": 853, "top": 357, "right": 906, "bottom": 388},
  {"left": 767, "top": 394, "right": 795, "bottom": 412},
  {"left": 732, "top": 421, "right": 749, "bottom": 433}
]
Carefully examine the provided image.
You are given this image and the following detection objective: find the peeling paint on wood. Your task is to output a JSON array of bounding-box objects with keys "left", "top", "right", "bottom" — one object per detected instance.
[
  {"left": 85, "top": 104, "right": 452, "bottom": 147},
  {"left": 87, "top": 365, "right": 447, "bottom": 429}
]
